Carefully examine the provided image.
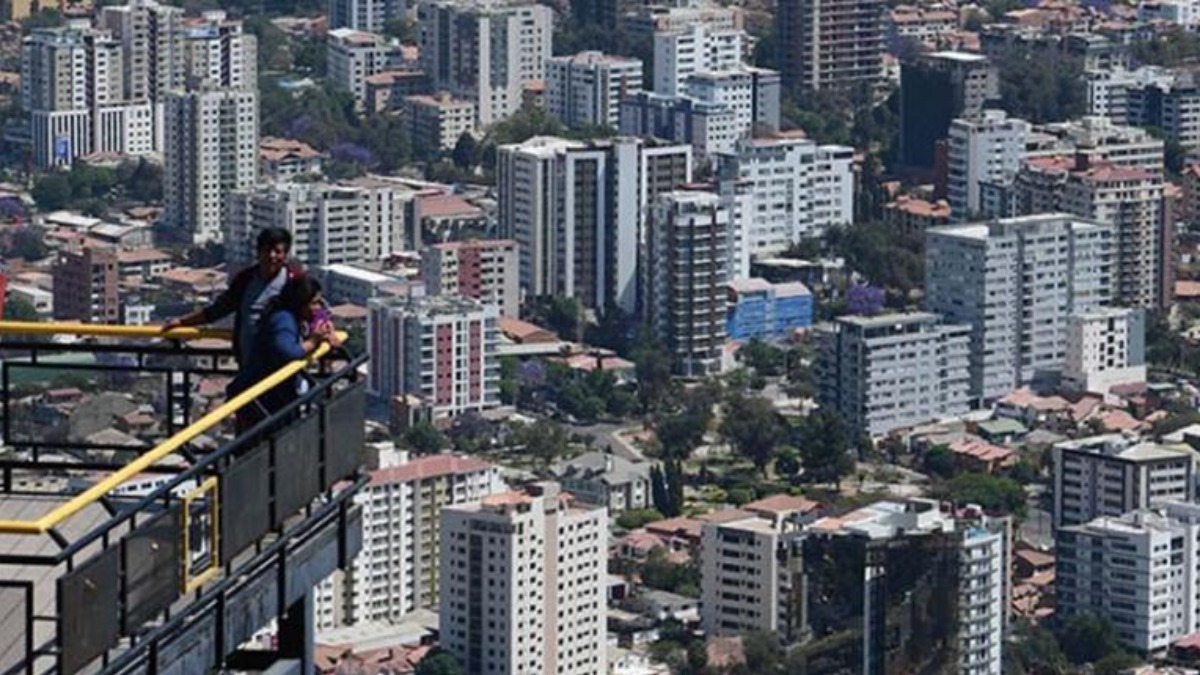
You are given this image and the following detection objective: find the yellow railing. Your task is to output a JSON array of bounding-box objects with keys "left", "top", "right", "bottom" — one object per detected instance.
[{"left": 0, "top": 321, "right": 340, "bottom": 535}]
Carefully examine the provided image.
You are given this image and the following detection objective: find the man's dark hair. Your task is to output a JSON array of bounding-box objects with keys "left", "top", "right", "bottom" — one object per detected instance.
[{"left": 256, "top": 227, "right": 293, "bottom": 253}]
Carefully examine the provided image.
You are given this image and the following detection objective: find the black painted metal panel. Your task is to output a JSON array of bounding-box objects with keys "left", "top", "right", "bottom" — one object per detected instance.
[
  {"left": 122, "top": 504, "right": 182, "bottom": 634},
  {"left": 222, "top": 565, "right": 279, "bottom": 652},
  {"left": 322, "top": 384, "right": 364, "bottom": 488},
  {"left": 59, "top": 546, "right": 120, "bottom": 675},
  {"left": 274, "top": 414, "right": 321, "bottom": 526},
  {"left": 155, "top": 608, "right": 215, "bottom": 675},
  {"left": 284, "top": 525, "right": 339, "bottom": 605},
  {"left": 221, "top": 443, "right": 271, "bottom": 565}
]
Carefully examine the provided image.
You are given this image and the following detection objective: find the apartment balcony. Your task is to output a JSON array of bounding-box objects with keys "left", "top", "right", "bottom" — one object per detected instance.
[{"left": 0, "top": 322, "right": 368, "bottom": 675}]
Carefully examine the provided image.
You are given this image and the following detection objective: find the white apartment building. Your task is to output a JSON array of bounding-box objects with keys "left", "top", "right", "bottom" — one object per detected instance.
[
  {"left": 421, "top": 239, "right": 520, "bottom": 318},
  {"left": 367, "top": 295, "right": 500, "bottom": 419},
  {"left": 623, "top": 2, "right": 744, "bottom": 42},
  {"left": 404, "top": 93, "right": 476, "bottom": 151},
  {"left": 328, "top": 0, "right": 403, "bottom": 33},
  {"left": 644, "top": 190, "right": 730, "bottom": 377},
  {"left": 342, "top": 175, "right": 410, "bottom": 261},
  {"left": 947, "top": 109, "right": 1030, "bottom": 219},
  {"left": 1053, "top": 434, "right": 1197, "bottom": 528},
  {"left": 182, "top": 11, "right": 256, "bottom": 90},
  {"left": 716, "top": 134, "right": 853, "bottom": 276},
  {"left": 1085, "top": 66, "right": 1174, "bottom": 123},
  {"left": 653, "top": 23, "right": 745, "bottom": 97},
  {"left": 685, "top": 66, "right": 781, "bottom": 135},
  {"left": 497, "top": 135, "right": 692, "bottom": 315},
  {"left": 417, "top": 0, "right": 552, "bottom": 126},
  {"left": 926, "top": 214, "right": 1113, "bottom": 403},
  {"left": 1064, "top": 307, "right": 1147, "bottom": 395},
  {"left": 314, "top": 444, "right": 506, "bottom": 629},
  {"left": 227, "top": 182, "right": 374, "bottom": 268},
  {"left": 327, "top": 28, "right": 391, "bottom": 110},
  {"left": 1034, "top": 115, "right": 1166, "bottom": 175},
  {"left": 816, "top": 312, "right": 971, "bottom": 437},
  {"left": 1057, "top": 501, "right": 1200, "bottom": 653},
  {"left": 162, "top": 86, "right": 258, "bottom": 243},
  {"left": 546, "top": 51, "right": 644, "bottom": 128},
  {"left": 317, "top": 263, "right": 406, "bottom": 306},
  {"left": 619, "top": 91, "right": 744, "bottom": 158},
  {"left": 440, "top": 482, "right": 607, "bottom": 675},
  {"left": 99, "top": 0, "right": 186, "bottom": 102}
]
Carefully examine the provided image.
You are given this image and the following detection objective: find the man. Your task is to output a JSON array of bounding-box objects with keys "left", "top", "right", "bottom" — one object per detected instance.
[{"left": 163, "top": 228, "right": 303, "bottom": 364}]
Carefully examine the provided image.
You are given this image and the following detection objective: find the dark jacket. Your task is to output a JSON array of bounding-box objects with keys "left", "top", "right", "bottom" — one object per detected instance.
[
  {"left": 228, "top": 309, "right": 310, "bottom": 419},
  {"left": 200, "top": 261, "right": 304, "bottom": 361}
]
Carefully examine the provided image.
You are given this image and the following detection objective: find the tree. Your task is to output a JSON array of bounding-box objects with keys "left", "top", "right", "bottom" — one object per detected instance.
[
  {"left": 793, "top": 409, "right": 853, "bottom": 487},
  {"left": 414, "top": 649, "right": 465, "bottom": 675},
  {"left": 775, "top": 449, "right": 801, "bottom": 478},
  {"left": 1006, "top": 621, "right": 1068, "bottom": 675},
  {"left": 739, "top": 338, "right": 784, "bottom": 376},
  {"left": 451, "top": 131, "right": 478, "bottom": 170},
  {"left": 514, "top": 419, "right": 570, "bottom": 467},
  {"left": 31, "top": 173, "right": 71, "bottom": 211},
  {"left": 404, "top": 421, "right": 445, "bottom": 455},
  {"left": 650, "top": 464, "right": 671, "bottom": 515},
  {"left": 923, "top": 445, "right": 956, "bottom": 478},
  {"left": 995, "top": 44, "right": 1085, "bottom": 124},
  {"left": 1094, "top": 653, "right": 1142, "bottom": 675},
  {"left": 664, "top": 459, "right": 684, "bottom": 516},
  {"left": 616, "top": 508, "right": 664, "bottom": 530},
  {"left": 720, "top": 394, "right": 784, "bottom": 475},
  {"left": 1058, "top": 613, "right": 1121, "bottom": 664},
  {"left": 741, "top": 632, "right": 783, "bottom": 672},
  {"left": 633, "top": 336, "right": 673, "bottom": 414},
  {"left": 9, "top": 226, "right": 49, "bottom": 261},
  {"left": 3, "top": 297, "right": 40, "bottom": 322},
  {"left": 935, "top": 473, "right": 1026, "bottom": 515}
]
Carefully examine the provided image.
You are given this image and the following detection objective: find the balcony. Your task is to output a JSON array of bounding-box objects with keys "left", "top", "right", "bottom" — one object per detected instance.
[{"left": 0, "top": 321, "right": 368, "bottom": 675}]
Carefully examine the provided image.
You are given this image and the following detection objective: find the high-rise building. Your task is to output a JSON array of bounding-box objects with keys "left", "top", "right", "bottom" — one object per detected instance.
[
  {"left": 1085, "top": 66, "right": 1174, "bottom": 124},
  {"left": 789, "top": 500, "right": 1009, "bottom": 675},
  {"left": 227, "top": 182, "right": 395, "bottom": 268},
  {"left": 421, "top": 239, "right": 521, "bottom": 317},
  {"left": 1056, "top": 501, "right": 1200, "bottom": 653},
  {"left": 926, "top": 214, "right": 1113, "bottom": 402},
  {"left": 900, "top": 51, "right": 999, "bottom": 170},
  {"left": 1032, "top": 116, "right": 1164, "bottom": 176},
  {"left": 619, "top": 90, "right": 745, "bottom": 158},
  {"left": 52, "top": 245, "right": 119, "bottom": 324},
  {"left": 1064, "top": 307, "right": 1147, "bottom": 395},
  {"left": 439, "top": 482, "right": 607, "bottom": 675},
  {"left": 417, "top": 0, "right": 552, "bottom": 126},
  {"left": 816, "top": 312, "right": 971, "bottom": 436},
  {"left": 162, "top": 86, "right": 258, "bottom": 243},
  {"left": 366, "top": 295, "right": 500, "bottom": 420},
  {"left": 622, "top": 2, "right": 744, "bottom": 44},
  {"left": 643, "top": 190, "right": 730, "bottom": 376},
  {"left": 685, "top": 67, "right": 781, "bottom": 135},
  {"left": 99, "top": 0, "right": 186, "bottom": 102},
  {"left": 776, "top": 0, "right": 884, "bottom": 92},
  {"left": 497, "top": 135, "right": 692, "bottom": 315},
  {"left": 947, "top": 109, "right": 1030, "bottom": 219},
  {"left": 315, "top": 444, "right": 506, "bottom": 629},
  {"left": 652, "top": 23, "right": 745, "bottom": 97},
  {"left": 327, "top": 28, "right": 393, "bottom": 110},
  {"left": 1011, "top": 155, "right": 1165, "bottom": 308},
  {"left": 180, "top": 10, "right": 256, "bottom": 90},
  {"left": 405, "top": 93, "right": 477, "bottom": 152},
  {"left": 545, "top": 51, "right": 644, "bottom": 128},
  {"left": 1128, "top": 72, "right": 1200, "bottom": 152},
  {"left": 328, "top": 0, "right": 404, "bottom": 33},
  {"left": 1052, "top": 434, "right": 1196, "bottom": 528},
  {"left": 716, "top": 133, "right": 854, "bottom": 275}
]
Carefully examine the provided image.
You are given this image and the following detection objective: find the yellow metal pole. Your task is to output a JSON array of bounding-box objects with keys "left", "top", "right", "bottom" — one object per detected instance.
[
  {"left": 0, "top": 321, "right": 231, "bottom": 341},
  {"left": 0, "top": 338, "right": 341, "bottom": 535}
]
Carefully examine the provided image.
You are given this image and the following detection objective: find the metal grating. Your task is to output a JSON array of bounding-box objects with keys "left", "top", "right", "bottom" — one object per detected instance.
[
  {"left": 220, "top": 443, "right": 271, "bottom": 565},
  {"left": 322, "top": 384, "right": 364, "bottom": 489},
  {"left": 273, "top": 414, "right": 321, "bottom": 526},
  {"left": 0, "top": 582, "right": 30, "bottom": 675},
  {"left": 122, "top": 504, "right": 182, "bottom": 634},
  {"left": 59, "top": 546, "right": 120, "bottom": 675}
]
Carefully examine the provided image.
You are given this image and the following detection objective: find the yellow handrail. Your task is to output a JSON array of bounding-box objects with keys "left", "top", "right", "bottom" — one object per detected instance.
[
  {"left": 0, "top": 329, "right": 342, "bottom": 535},
  {"left": 0, "top": 321, "right": 232, "bottom": 341}
]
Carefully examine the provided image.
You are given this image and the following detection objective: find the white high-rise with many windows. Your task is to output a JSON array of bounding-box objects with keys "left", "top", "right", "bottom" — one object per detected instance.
[
  {"left": 367, "top": 295, "right": 500, "bottom": 420},
  {"left": 716, "top": 133, "right": 854, "bottom": 277},
  {"left": 546, "top": 51, "right": 644, "bottom": 128},
  {"left": 417, "top": 0, "right": 552, "bottom": 125},
  {"left": 328, "top": 0, "right": 403, "bottom": 33},
  {"left": 653, "top": 23, "right": 745, "bottom": 96},
  {"left": 440, "top": 482, "right": 607, "bottom": 675},
  {"left": 314, "top": 445, "right": 506, "bottom": 629},
  {"left": 162, "top": 86, "right": 258, "bottom": 243},
  {"left": 947, "top": 109, "right": 1030, "bottom": 219}
]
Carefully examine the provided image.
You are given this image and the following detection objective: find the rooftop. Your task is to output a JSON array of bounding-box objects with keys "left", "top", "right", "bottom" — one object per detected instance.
[{"left": 369, "top": 454, "right": 494, "bottom": 487}]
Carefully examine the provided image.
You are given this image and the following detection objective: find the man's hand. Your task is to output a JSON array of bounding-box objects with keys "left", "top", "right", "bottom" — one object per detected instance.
[{"left": 161, "top": 318, "right": 185, "bottom": 332}]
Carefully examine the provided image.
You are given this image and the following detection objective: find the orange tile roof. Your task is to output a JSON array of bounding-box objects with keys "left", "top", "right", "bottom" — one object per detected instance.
[
  {"left": 370, "top": 454, "right": 493, "bottom": 486},
  {"left": 1177, "top": 279, "right": 1200, "bottom": 299},
  {"left": 416, "top": 193, "right": 481, "bottom": 219},
  {"left": 742, "top": 494, "right": 820, "bottom": 515}
]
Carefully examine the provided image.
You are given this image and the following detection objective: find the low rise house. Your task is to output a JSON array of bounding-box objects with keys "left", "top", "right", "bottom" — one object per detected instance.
[{"left": 551, "top": 451, "right": 654, "bottom": 513}]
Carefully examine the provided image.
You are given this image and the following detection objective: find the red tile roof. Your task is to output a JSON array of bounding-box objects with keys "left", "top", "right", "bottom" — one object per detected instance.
[{"left": 369, "top": 454, "right": 493, "bottom": 486}]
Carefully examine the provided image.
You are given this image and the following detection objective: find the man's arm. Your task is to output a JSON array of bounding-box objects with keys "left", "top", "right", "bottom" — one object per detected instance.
[{"left": 162, "top": 270, "right": 246, "bottom": 330}]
